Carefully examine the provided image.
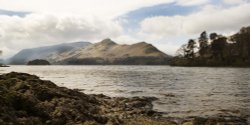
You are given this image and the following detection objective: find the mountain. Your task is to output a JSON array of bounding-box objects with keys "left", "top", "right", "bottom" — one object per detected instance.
[
  {"left": 54, "top": 39, "right": 171, "bottom": 65},
  {"left": 9, "top": 39, "right": 171, "bottom": 65},
  {"left": 9, "top": 41, "right": 91, "bottom": 64}
]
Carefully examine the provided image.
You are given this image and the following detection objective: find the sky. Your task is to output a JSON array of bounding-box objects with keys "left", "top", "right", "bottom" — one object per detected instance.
[{"left": 0, "top": 0, "right": 250, "bottom": 58}]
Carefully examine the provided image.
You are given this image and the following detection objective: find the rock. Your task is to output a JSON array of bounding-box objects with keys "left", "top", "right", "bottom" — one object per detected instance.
[
  {"left": 27, "top": 59, "right": 50, "bottom": 65},
  {"left": 181, "top": 116, "right": 248, "bottom": 125},
  {"left": 0, "top": 72, "right": 163, "bottom": 125}
]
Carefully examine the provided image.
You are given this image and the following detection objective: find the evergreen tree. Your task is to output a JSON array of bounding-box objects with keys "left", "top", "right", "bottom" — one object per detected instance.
[
  {"left": 209, "top": 33, "right": 218, "bottom": 41},
  {"left": 186, "top": 39, "right": 196, "bottom": 58},
  {"left": 211, "top": 36, "right": 227, "bottom": 60},
  {"left": 198, "top": 31, "right": 208, "bottom": 57}
]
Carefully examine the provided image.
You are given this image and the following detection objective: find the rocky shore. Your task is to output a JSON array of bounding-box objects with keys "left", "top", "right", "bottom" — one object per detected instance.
[{"left": 0, "top": 72, "right": 248, "bottom": 125}]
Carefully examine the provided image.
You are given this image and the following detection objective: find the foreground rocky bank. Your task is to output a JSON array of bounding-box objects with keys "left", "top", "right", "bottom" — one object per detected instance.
[{"left": 0, "top": 72, "right": 248, "bottom": 125}]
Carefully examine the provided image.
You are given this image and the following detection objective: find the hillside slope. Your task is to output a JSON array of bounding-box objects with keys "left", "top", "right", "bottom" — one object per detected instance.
[
  {"left": 54, "top": 39, "right": 171, "bottom": 65},
  {"left": 9, "top": 42, "right": 91, "bottom": 64}
]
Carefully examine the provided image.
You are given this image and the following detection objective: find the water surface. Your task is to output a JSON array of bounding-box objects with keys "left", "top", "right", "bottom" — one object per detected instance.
[{"left": 1, "top": 65, "right": 249, "bottom": 121}]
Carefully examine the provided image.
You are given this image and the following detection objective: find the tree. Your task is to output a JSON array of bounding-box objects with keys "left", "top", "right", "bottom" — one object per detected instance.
[
  {"left": 198, "top": 31, "right": 208, "bottom": 57},
  {"left": 211, "top": 36, "right": 227, "bottom": 60},
  {"left": 232, "top": 27, "right": 250, "bottom": 60},
  {"left": 209, "top": 33, "right": 218, "bottom": 41},
  {"left": 176, "top": 39, "right": 196, "bottom": 59},
  {"left": 176, "top": 44, "right": 188, "bottom": 57},
  {"left": 186, "top": 39, "right": 196, "bottom": 58}
]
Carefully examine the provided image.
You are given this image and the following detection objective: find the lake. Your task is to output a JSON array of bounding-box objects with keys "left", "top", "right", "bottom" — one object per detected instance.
[{"left": 0, "top": 65, "right": 249, "bottom": 122}]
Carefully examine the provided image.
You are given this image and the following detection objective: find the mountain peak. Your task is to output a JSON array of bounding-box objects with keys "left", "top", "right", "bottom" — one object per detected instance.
[
  {"left": 133, "top": 41, "right": 152, "bottom": 47},
  {"left": 137, "top": 41, "right": 148, "bottom": 45},
  {"left": 99, "top": 38, "right": 117, "bottom": 45}
]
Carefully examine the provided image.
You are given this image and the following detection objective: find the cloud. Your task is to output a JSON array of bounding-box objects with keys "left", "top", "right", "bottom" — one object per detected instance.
[
  {"left": 1, "top": 0, "right": 250, "bottom": 57},
  {"left": 0, "top": 0, "right": 174, "bottom": 19},
  {"left": 134, "top": 2, "right": 250, "bottom": 55},
  {"left": 140, "top": 16, "right": 184, "bottom": 37},
  {"left": 139, "top": 3, "right": 250, "bottom": 40},
  {"left": 0, "top": 0, "right": 177, "bottom": 58},
  {"left": 0, "top": 0, "right": 178, "bottom": 58},
  {"left": 222, "top": 0, "right": 247, "bottom": 5},
  {"left": 176, "top": 0, "right": 209, "bottom": 6},
  {"left": 0, "top": 13, "right": 123, "bottom": 57}
]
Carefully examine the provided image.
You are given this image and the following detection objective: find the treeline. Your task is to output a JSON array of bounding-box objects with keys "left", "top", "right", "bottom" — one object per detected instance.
[{"left": 171, "top": 26, "right": 250, "bottom": 67}]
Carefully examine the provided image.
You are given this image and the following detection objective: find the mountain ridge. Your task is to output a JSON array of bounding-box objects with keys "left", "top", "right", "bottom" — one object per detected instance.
[
  {"left": 9, "top": 39, "right": 171, "bottom": 65},
  {"left": 9, "top": 41, "right": 91, "bottom": 64}
]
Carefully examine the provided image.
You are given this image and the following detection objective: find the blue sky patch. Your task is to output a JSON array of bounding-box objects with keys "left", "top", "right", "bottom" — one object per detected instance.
[
  {"left": 117, "top": 3, "right": 200, "bottom": 33},
  {"left": 0, "top": 9, "right": 29, "bottom": 17}
]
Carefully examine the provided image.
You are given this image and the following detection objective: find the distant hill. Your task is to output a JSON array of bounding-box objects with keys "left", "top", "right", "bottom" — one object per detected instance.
[
  {"left": 9, "top": 39, "right": 171, "bottom": 65},
  {"left": 53, "top": 39, "right": 171, "bottom": 65},
  {"left": 9, "top": 42, "right": 91, "bottom": 64},
  {"left": 53, "top": 39, "right": 170, "bottom": 65},
  {"left": 27, "top": 59, "right": 51, "bottom": 65}
]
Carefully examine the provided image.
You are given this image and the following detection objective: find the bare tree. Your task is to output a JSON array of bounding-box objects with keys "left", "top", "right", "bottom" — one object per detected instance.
[{"left": 176, "top": 44, "right": 188, "bottom": 57}]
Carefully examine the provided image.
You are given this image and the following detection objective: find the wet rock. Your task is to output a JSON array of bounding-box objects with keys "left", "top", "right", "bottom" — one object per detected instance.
[
  {"left": 181, "top": 116, "right": 248, "bottom": 125},
  {"left": 0, "top": 72, "right": 162, "bottom": 125}
]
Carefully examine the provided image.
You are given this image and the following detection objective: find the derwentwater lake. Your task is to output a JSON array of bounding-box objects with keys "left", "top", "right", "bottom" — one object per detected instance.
[{"left": 1, "top": 65, "right": 249, "bottom": 122}]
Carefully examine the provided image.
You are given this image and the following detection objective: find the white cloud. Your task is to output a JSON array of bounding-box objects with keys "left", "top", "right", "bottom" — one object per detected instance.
[
  {"left": 0, "top": 0, "right": 250, "bottom": 57},
  {"left": 222, "top": 0, "right": 247, "bottom": 5},
  {"left": 0, "top": 0, "right": 177, "bottom": 58},
  {"left": 0, "top": 13, "right": 123, "bottom": 57},
  {"left": 184, "top": 4, "right": 250, "bottom": 33},
  {"left": 140, "top": 16, "right": 184, "bottom": 37},
  {"left": 139, "top": 3, "right": 250, "bottom": 40},
  {"left": 176, "top": 0, "right": 209, "bottom": 6},
  {"left": 0, "top": 0, "right": 174, "bottom": 19},
  {"left": 135, "top": 3, "right": 250, "bottom": 55}
]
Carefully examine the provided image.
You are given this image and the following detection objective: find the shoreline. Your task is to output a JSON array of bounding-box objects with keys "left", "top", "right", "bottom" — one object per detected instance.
[{"left": 0, "top": 72, "right": 248, "bottom": 125}]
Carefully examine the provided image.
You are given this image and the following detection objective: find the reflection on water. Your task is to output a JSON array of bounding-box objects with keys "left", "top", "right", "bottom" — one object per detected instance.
[{"left": 0, "top": 65, "right": 249, "bottom": 121}]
